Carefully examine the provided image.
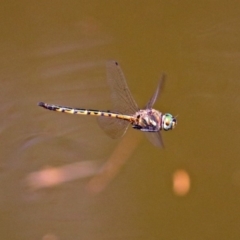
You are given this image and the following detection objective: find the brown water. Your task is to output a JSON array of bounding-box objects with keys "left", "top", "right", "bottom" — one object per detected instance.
[{"left": 1, "top": 1, "right": 240, "bottom": 240}]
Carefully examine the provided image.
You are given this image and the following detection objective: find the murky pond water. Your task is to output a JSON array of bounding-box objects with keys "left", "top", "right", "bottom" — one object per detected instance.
[{"left": 1, "top": 1, "right": 240, "bottom": 240}]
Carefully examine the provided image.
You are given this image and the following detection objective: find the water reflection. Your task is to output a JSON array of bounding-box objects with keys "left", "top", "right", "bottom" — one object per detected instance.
[
  {"left": 26, "top": 161, "right": 100, "bottom": 190},
  {"left": 172, "top": 169, "right": 191, "bottom": 196},
  {"left": 42, "top": 233, "right": 59, "bottom": 240},
  {"left": 25, "top": 130, "right": 142, "bottom": 193},
  {"left": 87, "top": 130, "right": 142, "bottom": 194}
]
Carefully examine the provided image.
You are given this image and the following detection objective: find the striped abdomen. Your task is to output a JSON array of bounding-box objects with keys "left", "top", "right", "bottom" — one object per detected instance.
[{"left": 38, "top": 102, "right": 133, "bottom": 122}]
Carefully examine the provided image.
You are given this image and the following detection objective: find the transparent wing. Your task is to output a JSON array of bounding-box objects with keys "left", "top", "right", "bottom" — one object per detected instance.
[
  {"left": 98, "top": 117, "right": 130, "bottom": 139},
  {"left": 106, "top": 60, "right": 139, "bottom": 114},
  {"left": 145, "top": 74, "right": 165, "bottom": 109},
  {"left": 97, "top": 61, "right": 139, "bottom": 138},
  {"left": 144, "top": 131, "right": 164, "bottom": 148}
]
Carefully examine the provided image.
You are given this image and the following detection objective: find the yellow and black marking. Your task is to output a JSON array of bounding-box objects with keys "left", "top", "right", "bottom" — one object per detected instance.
[{"left": 38, "top": 102, "right": 134, "bottom": 122}]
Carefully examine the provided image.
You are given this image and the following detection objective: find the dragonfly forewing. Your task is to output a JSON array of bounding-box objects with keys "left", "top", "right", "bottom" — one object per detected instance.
[
  {"left": 97, "top": 61, "right": 139, "bottom": 138},
  {"left": 106, "top": 61, "right": 139, "bottom": 114},
  {"left": 145, "top": 74, "right": 165, "bottom": 109}
]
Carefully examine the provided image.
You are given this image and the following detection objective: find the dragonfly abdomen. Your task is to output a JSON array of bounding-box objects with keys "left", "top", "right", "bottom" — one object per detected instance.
[{"left": 38, "top": 102, "right": 133, "bottom": 121}]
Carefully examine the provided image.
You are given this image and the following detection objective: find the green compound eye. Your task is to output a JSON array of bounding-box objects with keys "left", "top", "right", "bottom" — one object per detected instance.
[{"left": 162, "top": 113, "right": 177, "bottom": 131}]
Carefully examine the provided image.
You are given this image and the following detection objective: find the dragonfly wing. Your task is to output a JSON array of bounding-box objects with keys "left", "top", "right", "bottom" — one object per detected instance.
[
  {"left": 145, "top": 74, "right": 165, "bottom": 109},
  {"left": 97, "top": 61, "right": 137, "bottom": 139},
  {"left": 144, "top": 131, "right": 164, "bottom": 148},
  {"left": 97, "top": 116, "right": 130, "bottom": 139},
  {"left": 106, "top": 61, "right": 139, "bottom": 115}
]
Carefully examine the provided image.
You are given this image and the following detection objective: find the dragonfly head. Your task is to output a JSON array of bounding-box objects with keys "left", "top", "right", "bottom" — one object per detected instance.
[{"left": 162, "top": 113, "right": 177, "bottom": 131}]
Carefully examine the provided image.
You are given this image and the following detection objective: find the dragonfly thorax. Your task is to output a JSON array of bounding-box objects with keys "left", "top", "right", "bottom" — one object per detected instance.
[{"left": 132, "top": 109, "right": 162, "bottom": 132}]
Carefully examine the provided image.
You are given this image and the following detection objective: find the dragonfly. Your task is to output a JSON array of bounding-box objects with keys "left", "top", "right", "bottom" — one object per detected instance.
[{"left": 38, "top": 61, "right": 177, "bottom": 147}]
